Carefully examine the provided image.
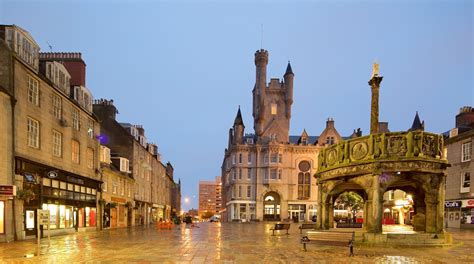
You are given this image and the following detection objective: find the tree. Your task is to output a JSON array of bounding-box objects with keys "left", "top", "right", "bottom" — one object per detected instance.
[
  {"left": 336, "top": 192, "right": 364, "bottom": 218},
  {"left": 200, "top": 211, "right": 214, "bottom": 220}
]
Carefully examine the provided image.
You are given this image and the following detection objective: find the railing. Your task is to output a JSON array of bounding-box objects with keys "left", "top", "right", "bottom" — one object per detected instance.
[{"left": 317, "top": 131, "right": 445, "bottom": 173}]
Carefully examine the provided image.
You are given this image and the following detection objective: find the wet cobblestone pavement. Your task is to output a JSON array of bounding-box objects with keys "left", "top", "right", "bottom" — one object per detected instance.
[{"left": 0, "top": 223, "right": 473, "bottom": 263}]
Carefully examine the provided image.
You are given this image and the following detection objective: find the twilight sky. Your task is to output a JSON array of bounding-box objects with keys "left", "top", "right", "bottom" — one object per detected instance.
[{"left": 1, "top": 0, "right": 472, "bottom": 210}]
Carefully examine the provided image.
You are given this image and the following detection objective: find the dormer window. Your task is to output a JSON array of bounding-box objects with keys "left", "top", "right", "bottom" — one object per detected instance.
[
  {"left": 326, "top": 136, "right": 335, "bottom": 145},
  {"left": 271, "top": 103, "right": 277, "bottom": 115},
  {"left": 301, "top": 137, "right": 308, "bottom": 145}
]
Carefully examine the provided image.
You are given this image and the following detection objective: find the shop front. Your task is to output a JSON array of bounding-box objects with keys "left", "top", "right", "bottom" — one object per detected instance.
[
  {"left": 151, "top": 204, "right": 164, "bottom": 222},
  {"left": 445, "top": 199, "right": 474, "bottom": 229},
  {"left": 288, "top": 204, "right": 306, "bottom": 222},
  {"left": 0, "top": 185, "right": 16, "bottom": 242},
  {"left": 16, "top": 157, "right": 100, "bottom": 238}
]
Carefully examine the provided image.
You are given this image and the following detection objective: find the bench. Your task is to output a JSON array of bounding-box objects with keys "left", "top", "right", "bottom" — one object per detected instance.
[
  {"left": 299, "top": 223, "right": 317, "bottom": 234},
  {"left": 301, "top": 231, "right": 355, "bottom": 254},
  {"left": 336, "top": 222, "right": 362, "bottom": 228},
  {"left": 270, "top": 223, "right": 290, "bottom": 236}
]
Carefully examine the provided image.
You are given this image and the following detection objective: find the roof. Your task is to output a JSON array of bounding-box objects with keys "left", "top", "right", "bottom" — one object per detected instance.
[
  {"left": 409, "top": 111, "right": 424, "bottom": 131},
  {"left": 285, "top": 62, "right": 293, "bottom": 75},
  {"left": 234, "top": 107, "right": 244, "bottom": 126},
  {"left": 289, "top": 136, "right": 319, "bottom": 145}
]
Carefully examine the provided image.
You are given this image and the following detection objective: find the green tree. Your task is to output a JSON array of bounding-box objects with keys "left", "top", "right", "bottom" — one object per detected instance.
[
  {"left": 336, "top": 192, "right": 364, "bottom": 218},
  {"left": 200, "top": 211, "right": 214, "bottom": 220}
]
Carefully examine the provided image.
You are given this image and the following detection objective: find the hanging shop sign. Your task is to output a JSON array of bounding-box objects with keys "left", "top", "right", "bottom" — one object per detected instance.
[{"left": 46, "top": 170, "right": 58, "bottom": 179}]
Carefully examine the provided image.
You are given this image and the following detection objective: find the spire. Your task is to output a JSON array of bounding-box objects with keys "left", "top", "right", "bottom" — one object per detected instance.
[
  {"left": 234, "top": 106, "right": 244, "bottom": 126},
  {"left": 285, "top": 61, "right": 293, "bottom": 76},
  {"left": 409, "top": 111, "right": 424, "bottom": 131}
]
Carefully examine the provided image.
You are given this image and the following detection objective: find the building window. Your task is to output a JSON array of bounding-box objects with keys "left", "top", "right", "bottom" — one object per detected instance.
[
  {"left": 52, "top": 130, "right": 62, "bottom": 157},
  {"left": 461, "top": 142, "right": 472, "bottom": 162},
  {"left": 27, "top": 75, "right": 39, "bottom": 106},
  {"left": 298, "top": 161, "right": 311, "bottom": 199},
  {"left": 239, "top": 168, "right": 242, "bottom": 179},
  {"left": 461, "top": 172, "right": 470, "bottom": 193},
  {"left": 71, "top": 140, "right": 80, "bottom": 164},
  {"left": 270, "top": 153, "right": 278, "bottom": 163},
  {"left": 271, "top": 103, "right": 277, "bottom": 115},
  {"left": 326, "top": 136, "right": 335, "bottom": 145},
  {"left": 52, "top": 94, "right": 62, "bottom": 119},
  {"left": 87, "top": 119, "right": 94, "bottom": 138},
  {"left": 113, "top": 182, "right": 117, "bottom": 194},
  {"left": 232, "top": 154, "right": 236, "bottom": 165},
  {"left": 238, "top": 186, "right": 242, "bottom": 198},
  {"left": 247, "top": 168, "right": 251, "bottom": 180},
  {"left": 232, "top": 169, "right": 236, "bottom": 180},
  {"left": 270, "top": 169, "right": 277, "bottom": 180},
  {"left": 264, "top": 154, "right": 269, "bottom": 164},
  {"left": 72, "top": 108, "right": 80, "bottom": 130},
  {"left": 264, "top": 169, "right": 268, "bottom": 180},
  {"left": 87, "top": 148, "right": 94, "bottom": 169},
  {"left": 247, "top": 186, "right": 251, "bottom": 198},
  {"left": 239, "top": 153, "right": 242, "bottom": 163},
  {"left": 27, "top": 117, "right": 39, "bottom": 148},
  {"left": 278, "top": 154, "right": 283, "bottom": 163},
  {"left": 278, "top": 169, "right": 282, "bottom": 179},
  {"left": 248, "top": 152, "right": 252, "bottom": 163}
]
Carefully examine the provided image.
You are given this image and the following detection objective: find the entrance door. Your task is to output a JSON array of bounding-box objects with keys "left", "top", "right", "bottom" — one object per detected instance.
[
  {"left": 263, "top": 192, "right": 281, "bottom": 221},
  {"left": 111, "top": 208, "right": 117, "bottom": 228},
  {"left": 25, "top": 209, "right": 36, "bottom": 236}
]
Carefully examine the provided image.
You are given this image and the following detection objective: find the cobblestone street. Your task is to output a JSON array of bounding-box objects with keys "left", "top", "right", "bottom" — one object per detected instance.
[{"left": 0, "top": 223, "right": 473, "bottom": 263}]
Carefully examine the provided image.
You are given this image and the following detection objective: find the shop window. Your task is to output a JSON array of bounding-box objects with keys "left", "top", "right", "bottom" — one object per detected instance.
[
  {"left": 43, "top": 178, "right": 51, "bottom": 186},
  {"left": 52, "top": 180, "right": 59, "bottom": 188},
  {"left": 0, "top": 201, "right": 4, "bottom": 234}
]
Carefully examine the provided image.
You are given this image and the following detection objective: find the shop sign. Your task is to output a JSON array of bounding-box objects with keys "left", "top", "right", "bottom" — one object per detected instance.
[
  {"left": 0, "top": 185, "right": 16, "bottom": 196},
  {"left": 464, "top": 200, "right": 474, "bottom": 208},
  {"left": 111, "top": 197, "right": 126, "bottom": 203},
  {"left": 46, "top": 171, "right": 58, "bottom": 179},
  {"left": 38, "top": 209, "right": 49, "bottom": 225},
  {"left": 445, "top": 201, "right": 462, "bottom": 208}
]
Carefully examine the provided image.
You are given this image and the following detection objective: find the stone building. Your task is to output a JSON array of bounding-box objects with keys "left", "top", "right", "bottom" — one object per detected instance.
[
  {"left": 93, "top": 99, "right": 180, "bottom": 224},
  {"left": 199, "top": 176, "right": 222, "bottom": 217},
  {"left": 99, "top": 145, "right": 135, "bottom": 229},
  {"left": 221, "top": 50, "right": 343, "bottom": 222},
  {"left": 445, "top": 106, "right": 474, "bottom": 229},
  {"left": 0, "top": 25, "right": 101, "bottom": 242}
]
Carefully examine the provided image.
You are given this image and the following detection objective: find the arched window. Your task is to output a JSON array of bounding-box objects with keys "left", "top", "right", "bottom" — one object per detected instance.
[{"left": 298, "top": 161, "right": 311, "bottom": 199}]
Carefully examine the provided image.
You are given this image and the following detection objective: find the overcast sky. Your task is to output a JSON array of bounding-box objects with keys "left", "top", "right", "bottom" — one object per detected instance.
[{"left": 1, "top": 0, "right": 472, "bottom": 210}]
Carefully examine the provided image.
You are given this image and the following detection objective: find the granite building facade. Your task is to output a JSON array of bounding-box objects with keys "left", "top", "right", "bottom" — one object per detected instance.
[{"left": 221, "top": 50, "right": 342, "bottom": 222}]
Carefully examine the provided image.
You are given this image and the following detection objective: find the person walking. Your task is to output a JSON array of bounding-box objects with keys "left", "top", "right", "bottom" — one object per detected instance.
[{"left": 348, "top": 239, "right": 354, "bottom": 257}]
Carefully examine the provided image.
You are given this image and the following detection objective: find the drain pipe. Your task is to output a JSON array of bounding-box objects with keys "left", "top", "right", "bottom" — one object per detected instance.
[{"left": 10, "top": 62, "right": 17, "bottom": 241}]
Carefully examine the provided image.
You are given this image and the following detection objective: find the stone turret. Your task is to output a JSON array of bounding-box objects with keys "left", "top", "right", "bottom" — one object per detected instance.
[
  {"left": 284, "top": 62, "right": 294, "bottom": 119},
  {"left": 233, "top": 107, "right": 245, "bottom": 144},
  {"left": 254, "top": 49, "right": 268, "bottom": 136}
]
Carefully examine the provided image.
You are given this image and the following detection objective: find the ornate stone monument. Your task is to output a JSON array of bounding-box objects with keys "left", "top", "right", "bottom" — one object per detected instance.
[{"left": 315, "top": 63, "right": 449, "bottom": 242}]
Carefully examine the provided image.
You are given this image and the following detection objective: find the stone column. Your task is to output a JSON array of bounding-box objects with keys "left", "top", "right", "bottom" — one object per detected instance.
[
  {"left": 362, "top": 202, "right": 368, "bottom": 231},
  {"left": 323, "top": 201, "right": 330, "bottom": 229},
  {"left": 328, "top": 203, "right": 334, "bottom": 229},
  {"left": 366, "top": 174, "right": 383, "bottom": 233},
  {"left": 316, "top": 183, "right": 323, "bottom": 229},
  {"left": 368, "top": 76, "right": 383, "bottom": 134},
  {"left": 437, "top": 174, "right": 446, "bottom": 232},
  {"left": 425, "top": 193, "right": 438, "bottom": 233}
]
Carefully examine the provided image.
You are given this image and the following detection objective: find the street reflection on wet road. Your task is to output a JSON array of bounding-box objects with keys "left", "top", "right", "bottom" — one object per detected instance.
[{"left": 0, "top": 223, "right": 473, "bottom": 263}]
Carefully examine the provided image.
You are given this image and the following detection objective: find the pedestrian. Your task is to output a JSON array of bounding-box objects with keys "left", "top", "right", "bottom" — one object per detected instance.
[{"left": 348, "top": 239, "right": 354, "bottom": 257}]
